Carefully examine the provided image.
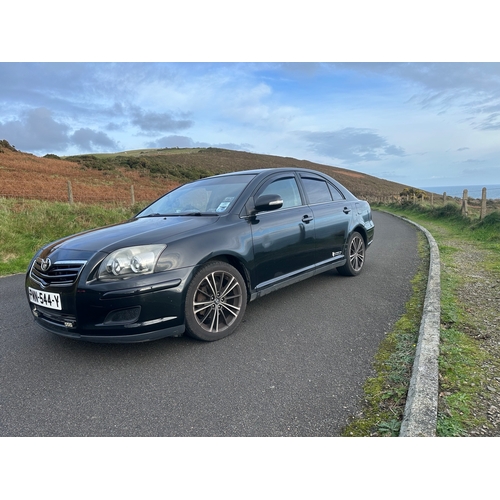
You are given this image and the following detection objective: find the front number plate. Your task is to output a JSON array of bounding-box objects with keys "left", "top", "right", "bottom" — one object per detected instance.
[{"left": 28, "top": 287, "right": 62, "bottom": 310}]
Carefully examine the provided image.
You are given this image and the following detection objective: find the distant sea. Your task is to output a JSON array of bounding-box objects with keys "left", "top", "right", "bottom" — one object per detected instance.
[{"left": 418, "top": 184, "right": 500, "bottom": 200}]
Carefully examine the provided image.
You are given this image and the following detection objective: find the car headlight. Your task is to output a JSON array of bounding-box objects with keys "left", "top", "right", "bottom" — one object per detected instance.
[{"left": 98, "top": 245, "right": 166, "bottom": 279}]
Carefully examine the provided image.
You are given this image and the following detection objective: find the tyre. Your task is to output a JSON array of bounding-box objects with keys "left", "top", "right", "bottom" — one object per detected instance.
[
  {"left": 338, "top": 231, "right": 365, "bottom": 276},
  {"left": 185, "top": 261, "right": 247, "bottom": 341}
]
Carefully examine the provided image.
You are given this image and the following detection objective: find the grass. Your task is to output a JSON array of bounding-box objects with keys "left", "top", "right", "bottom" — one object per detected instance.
[
  {"left": 342, "top": 231, "right": 429, "bottom": 436},
  {"left": 366, "top": 202, "right": 500, "bottom": 436},
  {"left": 0, "top": 198, "right": 144, "bottom": 276},
  {"left": 435, "top": 251, "right": 488, "bottom": 435}
]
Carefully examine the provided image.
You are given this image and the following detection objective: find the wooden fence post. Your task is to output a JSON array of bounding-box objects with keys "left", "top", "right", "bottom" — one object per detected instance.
[
  {"left": 131, "top": 185, "right": 135, "bottom": 206},
  {"left": 443, "top": 192, "right": 447, "bottom": 204},
  {"left": 480, "top": 187, "right": 487, "bottom": 220},
  {"left": 67, "top": 180, "right": 74, "bottom": 204}
]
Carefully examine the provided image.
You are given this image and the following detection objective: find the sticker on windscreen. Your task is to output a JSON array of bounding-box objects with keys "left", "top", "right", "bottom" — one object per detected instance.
[{"left": 216, "top": 197, "right": 234, "bottom": 212}]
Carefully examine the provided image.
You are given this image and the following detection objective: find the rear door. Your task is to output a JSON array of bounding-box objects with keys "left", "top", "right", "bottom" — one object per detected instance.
[{"left": 299, "top": 173, "right": 352, "bottom": 266}]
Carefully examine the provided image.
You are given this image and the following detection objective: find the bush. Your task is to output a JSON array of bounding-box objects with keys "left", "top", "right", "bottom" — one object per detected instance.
[
  {"left": 471, "top": 211, "right": 500, "bottom": 242},
  {"left": 479, "top": 210, "right": 500, "bottom": 227},
  {"left": 431, "top": 203, "right": 463, "bottom": 219},
  {"left": 66, "top": 154, "right": 115, "bottom": 171}
]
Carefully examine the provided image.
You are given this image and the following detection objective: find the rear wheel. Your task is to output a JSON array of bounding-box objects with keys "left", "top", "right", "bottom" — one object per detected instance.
[
  {"left": 185, "top": 261, "right": 247, "bottom": 341},
  {"left": 338, "top": 231, "right": 365, "bottom": 276}
]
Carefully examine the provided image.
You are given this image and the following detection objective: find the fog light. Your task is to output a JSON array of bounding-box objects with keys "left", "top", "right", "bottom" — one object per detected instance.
[
  {"left": 104, "top": 307, "right": 141, "bottom": 325},
  {"left": 64, "top": 321, "right": 75, "bottom": 328}
]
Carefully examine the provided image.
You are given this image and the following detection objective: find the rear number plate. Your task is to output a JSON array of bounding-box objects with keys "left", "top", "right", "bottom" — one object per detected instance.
[{"left": 28, "top": 287, "right": 62, "bottom": 310}]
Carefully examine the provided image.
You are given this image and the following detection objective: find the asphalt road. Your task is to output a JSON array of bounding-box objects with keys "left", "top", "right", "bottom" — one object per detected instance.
[{"left": 0, "top": 211, "right": 420, "bottom": 436}]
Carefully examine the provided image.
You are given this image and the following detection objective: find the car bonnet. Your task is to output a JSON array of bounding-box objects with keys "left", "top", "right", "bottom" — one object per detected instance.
[{"left": 40, "top": 216, "right": 219, "bottom": 255}]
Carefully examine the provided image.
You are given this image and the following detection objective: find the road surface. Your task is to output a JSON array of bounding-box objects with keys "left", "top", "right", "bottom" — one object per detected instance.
[{"left": 0, "top": 211, "right": 420, "bottom": 436}]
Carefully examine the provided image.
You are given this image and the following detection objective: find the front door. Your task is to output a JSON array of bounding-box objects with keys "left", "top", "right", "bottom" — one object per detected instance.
[{"left": 249, "top": 174, "right": 316, "bottom": 290}]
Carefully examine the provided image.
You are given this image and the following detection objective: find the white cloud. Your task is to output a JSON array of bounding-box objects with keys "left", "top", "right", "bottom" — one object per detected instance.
[
  {"left": 1, "top": 62, "right": 500, "bottom": 186},
  {"left": 70, "top": 128, "right": 118, "bottom": 152},
  {"left": 0, "top": 107, "right": 119, "bottom": 154},
  {"left": 0, "top": 107, "right": 69, "bottom": 152},
  {"left": 295, "top": 128, "right": 406, "bottom": 164},
  {"left": 130, "top": 108, "right": 193, "bottom": 134}
]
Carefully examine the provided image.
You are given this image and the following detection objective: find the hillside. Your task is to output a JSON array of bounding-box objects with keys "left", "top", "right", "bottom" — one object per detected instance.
[{"left": 0, "top": 140, "right": 415, "bottom": 204}]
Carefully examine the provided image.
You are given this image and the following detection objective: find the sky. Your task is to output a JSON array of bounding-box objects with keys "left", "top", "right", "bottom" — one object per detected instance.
[{"left": 1, "top": 4, "right": 499, "bottom": 190}]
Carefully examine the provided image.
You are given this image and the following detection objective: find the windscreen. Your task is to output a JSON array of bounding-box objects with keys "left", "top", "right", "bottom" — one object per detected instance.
[{"left": 137, "top": 174, "right": 256, "bottom": 217}]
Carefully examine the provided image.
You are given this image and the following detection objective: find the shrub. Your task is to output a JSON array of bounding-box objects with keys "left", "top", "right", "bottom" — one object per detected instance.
[
  {"left": 431, "top": 203, "right": 463, "bottom": 219},
  {"left": 479, "top": 210, "right": 500, "bottom": 227}
]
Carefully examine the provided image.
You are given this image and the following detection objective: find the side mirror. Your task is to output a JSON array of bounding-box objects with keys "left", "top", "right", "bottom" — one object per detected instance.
[{"left": 254, "top": 194, "right": 283, "bottom": 213}]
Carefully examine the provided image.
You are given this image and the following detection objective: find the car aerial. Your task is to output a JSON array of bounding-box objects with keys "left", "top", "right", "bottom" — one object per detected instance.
[{"left": 26, "top": 167, "right": 374, "bottom": 343}]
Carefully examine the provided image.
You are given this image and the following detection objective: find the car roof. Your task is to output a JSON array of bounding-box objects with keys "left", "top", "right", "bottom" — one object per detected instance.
[
  {"left": 189, "top": 167, "right": 357, "bottom": 201},
  {"left": 209, "top": 167, "right": 326, "bottom": 178}
]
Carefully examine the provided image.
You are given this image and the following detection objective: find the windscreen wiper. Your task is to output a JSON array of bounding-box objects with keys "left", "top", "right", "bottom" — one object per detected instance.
[
  {"left": 181, "top": 212, "right": 219, "bottom": 216},
  {"left": 139, "top": 212, "right": 218, "bottom": 218}
]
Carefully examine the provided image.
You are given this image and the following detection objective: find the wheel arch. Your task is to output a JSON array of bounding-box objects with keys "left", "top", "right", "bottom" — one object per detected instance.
[
  {"left": 351, "top": 224, "right": 368, "bottom": 247},
  {"left": 184, "top": 257, "right": 249, "bottom": 341},
  {"left": 201, "top": 253, "right": 252, "bottom": 303}
]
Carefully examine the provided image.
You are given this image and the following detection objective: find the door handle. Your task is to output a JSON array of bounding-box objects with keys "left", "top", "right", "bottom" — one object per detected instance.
[
  {"left": 302, "top": 215, "right": 314, "bottom": 224},
  {"left": 343, "top": 207, "right": 351, "bottom": 214}
]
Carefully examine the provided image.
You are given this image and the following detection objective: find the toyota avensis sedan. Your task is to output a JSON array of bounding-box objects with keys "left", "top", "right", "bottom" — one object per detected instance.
[{"left": 26, "top": 168, "right": 374, "bottom": 343}]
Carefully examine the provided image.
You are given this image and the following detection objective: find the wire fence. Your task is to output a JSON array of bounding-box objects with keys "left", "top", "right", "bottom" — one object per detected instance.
[
  {"left": 1, "top": 180, "right": 499, "bottom": 219},
  {"left": 367, "top": 187, "right": 500, "bottom": 220},
  {"left": 0, "top": 180, "right": 173, "bottom": 206}
]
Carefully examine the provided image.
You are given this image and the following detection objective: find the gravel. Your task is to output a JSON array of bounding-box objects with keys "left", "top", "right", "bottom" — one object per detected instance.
[{"left": 439, "top": 239, "right": 500, "bottom": 436}]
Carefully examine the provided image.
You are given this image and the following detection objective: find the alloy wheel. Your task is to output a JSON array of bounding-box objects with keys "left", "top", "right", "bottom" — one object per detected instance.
[
  {"left": 349, "top": 234, "right": 365, "bottom": 272},
  {"left": 192, "top": 270, "right": 244, "bottom": 334}
]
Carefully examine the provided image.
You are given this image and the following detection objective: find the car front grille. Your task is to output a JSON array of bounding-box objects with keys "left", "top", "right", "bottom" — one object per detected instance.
[
  {"left": 30, "top": 259, "right": 87, "bottom": 287},
  {"left": 34, "top": 307, "right": 77, "bottom": 327}
]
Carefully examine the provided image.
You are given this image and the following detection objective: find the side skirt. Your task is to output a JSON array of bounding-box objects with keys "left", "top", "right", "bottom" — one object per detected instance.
[{"left": 249, "top": 257, "right": 346, "bottom": 302}]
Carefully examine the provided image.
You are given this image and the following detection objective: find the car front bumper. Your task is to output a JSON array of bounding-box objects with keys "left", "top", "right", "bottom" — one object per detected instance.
[{"left": 26, "top": 264, "right": 194, "bottom": 343}]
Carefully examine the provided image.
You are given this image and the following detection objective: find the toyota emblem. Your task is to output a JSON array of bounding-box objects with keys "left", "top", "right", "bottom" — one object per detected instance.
[{"left": 40, "top": 258, "right": 52, "bottom": 272}]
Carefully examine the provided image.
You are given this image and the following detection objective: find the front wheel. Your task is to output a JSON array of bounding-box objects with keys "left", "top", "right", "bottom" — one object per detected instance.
[
  {"left": 338, "top": 231, "right": 366, "bottom": 276},
  {"left": 185, "top": 261, "right": 247, "bottom": 341}
]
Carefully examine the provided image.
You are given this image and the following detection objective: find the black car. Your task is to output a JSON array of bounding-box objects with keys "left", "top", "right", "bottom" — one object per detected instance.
[{"left": 26, "top": 168, "right": 374, "bottom": 342}]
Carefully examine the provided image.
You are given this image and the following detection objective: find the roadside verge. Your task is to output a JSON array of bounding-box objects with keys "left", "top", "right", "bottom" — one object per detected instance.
[{"left": 383, "top": 213, "right": 441, "bottom": 436}]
